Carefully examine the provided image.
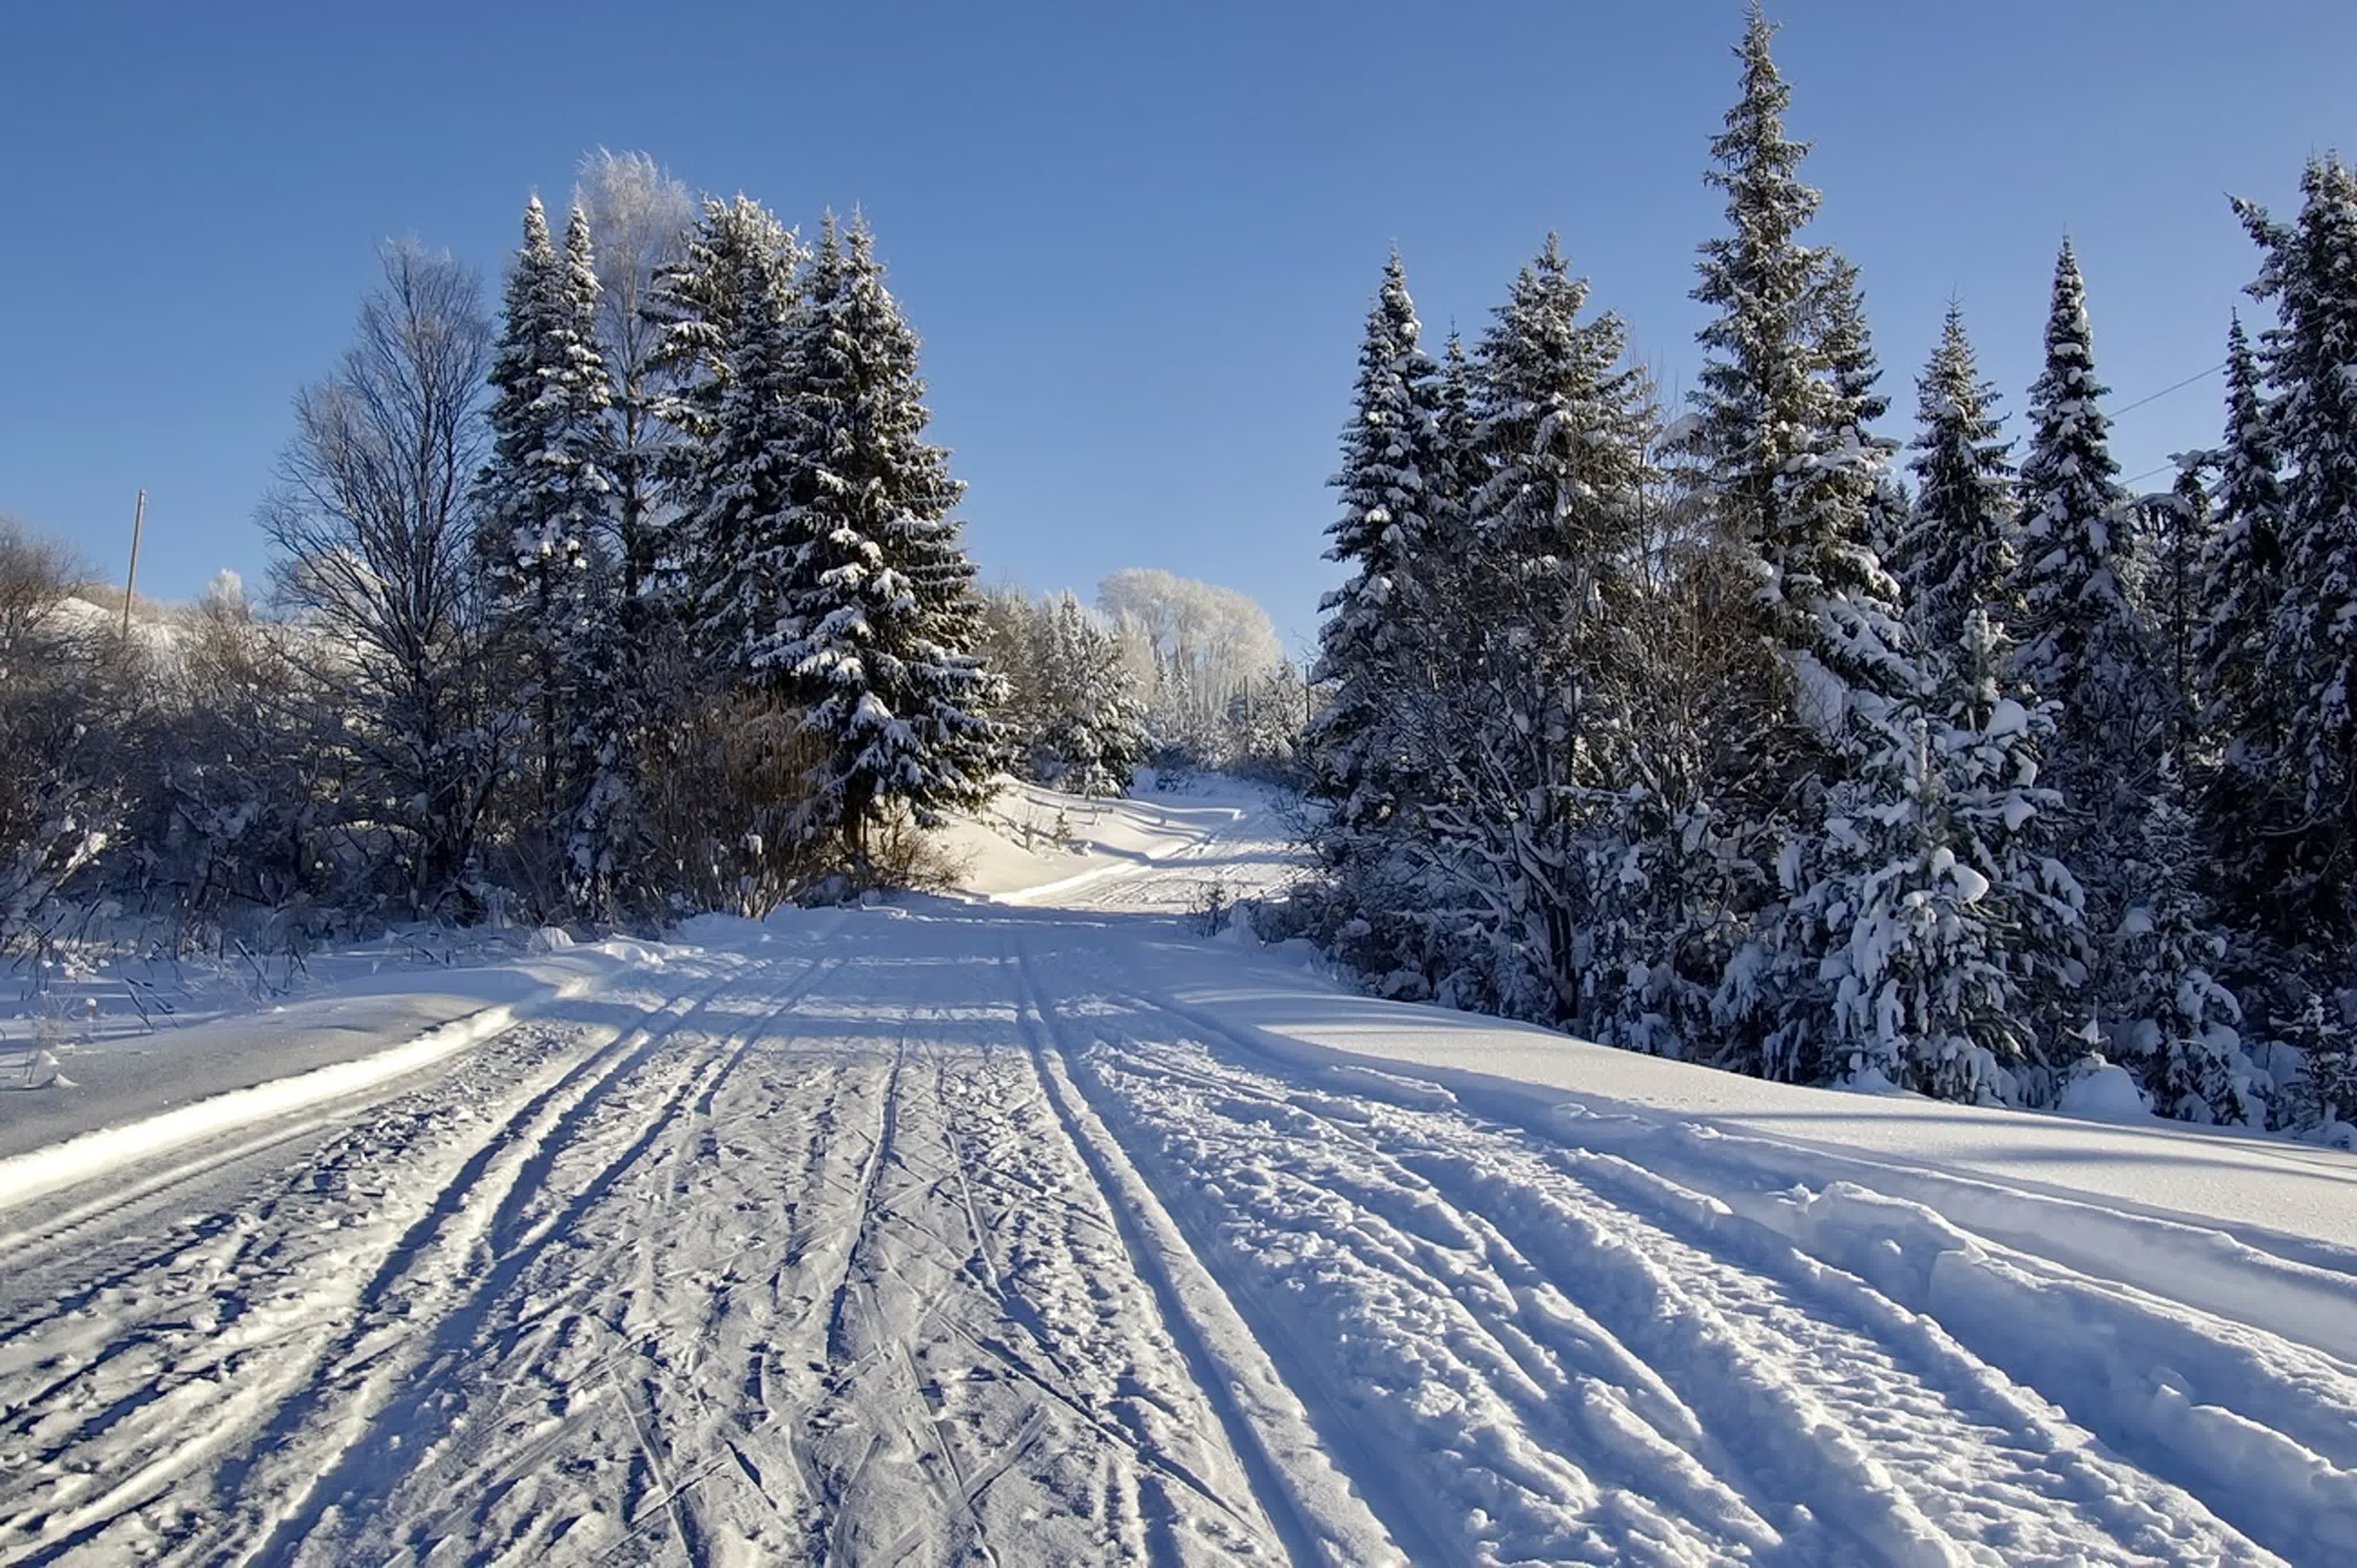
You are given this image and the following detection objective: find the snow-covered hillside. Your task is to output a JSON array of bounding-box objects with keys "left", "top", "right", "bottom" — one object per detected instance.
[{"left": 2, "top": 779, "right": 2353, "bottom": 1565}]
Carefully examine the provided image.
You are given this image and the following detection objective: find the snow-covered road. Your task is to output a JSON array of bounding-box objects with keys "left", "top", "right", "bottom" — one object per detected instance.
[{"left": 4, "top": 793, "right": 2355, "bottom": 1565}]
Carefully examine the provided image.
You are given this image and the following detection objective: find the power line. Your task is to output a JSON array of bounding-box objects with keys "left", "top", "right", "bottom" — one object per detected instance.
[
  {"left": 2099, "top": 360, "right": 2230, "bottom": 490},
  {"left": 2110, "top": 360, "right": 2227, "bottom": 418}
]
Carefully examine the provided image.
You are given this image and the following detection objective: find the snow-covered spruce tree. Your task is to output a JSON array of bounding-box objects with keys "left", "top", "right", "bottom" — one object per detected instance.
[
  {"left": 1810, "top": 697, "right": 2016, "bottom": 1100},
  {"left": 1412, "top": 236, "right": 1656, "bottom": 1022},
  {"left": 1307, "top": 249, "right": 1440, "bottom": 849},
  {"left": 1762, "top": 257, "right": 1948, "bottom": 1087},
  {"left": 1226, "top": 659, "right": 1306, "bottom": 783},
  {"left": 476, "top": 194, "right": 613, "bottom": 855},
  {"left": 2196, "top": 314, "right": 2296, "bottom": 938},
  {"left": 1430, "top": 330, "right": 1490, "bottom": 536},
  {"left": 1681, "top": 4, "right": 1870, "bottom": 1076},
  {"left": 2234, "top": 157, "right": 2357, "bottom": 937},
  {"left": 2006, "top": 241, "right": 2185, "bottom": 1081},
  {"left": 2111, "top": 760, "right": 2263, "bottom": 1124},
  {"left": 2007, "top": 242, "right": 2158, "bottom": 907},
  {"left": 546, "top": 203, "right": 653, "bottom": 918},
  {"left": 1900, "top": 303, "right": 2016, "bottom": 651},
  {"left": 763, "top": 214, "right": 998, "bottom": 880},
  {"left": 2010, "top": 242, "right": 2146, "bottom": 732},
  {"left": 2276, "top": 985, "right": 2357, "bottom": 1139},
  {"left": 1686, "top": 3, "right": 1823, "bottom": 629},
  {"left": 668, "top": 199, "right": 806, "bottom": 684},
  {"left": 1778, "top": 257, "right": 1915, "bottom": 735}
]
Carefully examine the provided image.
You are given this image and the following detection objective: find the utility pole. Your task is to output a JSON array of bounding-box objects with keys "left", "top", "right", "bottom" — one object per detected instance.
[{"left": 120, "top": 489, "right": 147, "bottom": 642}]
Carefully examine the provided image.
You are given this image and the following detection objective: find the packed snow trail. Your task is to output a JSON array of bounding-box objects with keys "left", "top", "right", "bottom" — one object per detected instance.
[{"left": 1, "top": 787, "right": 2351, "bottom": 1564}]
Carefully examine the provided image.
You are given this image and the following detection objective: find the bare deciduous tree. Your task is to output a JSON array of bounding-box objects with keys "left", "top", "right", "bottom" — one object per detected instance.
[
  {"left": 0, "top": 518, "right": 114, "bottom": 948},
  {"left": 260, "top": 242, "right": 500, "bottom": 917}
]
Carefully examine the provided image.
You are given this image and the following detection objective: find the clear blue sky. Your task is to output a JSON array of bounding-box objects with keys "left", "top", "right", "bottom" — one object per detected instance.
[{"left": 3, "top": 2, "right": 2351, "bottom": 654}]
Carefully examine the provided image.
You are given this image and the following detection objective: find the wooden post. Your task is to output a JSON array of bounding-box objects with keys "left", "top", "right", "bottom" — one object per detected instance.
[{"left": 120, "top": 489, "right": 147, "bottom": 641}]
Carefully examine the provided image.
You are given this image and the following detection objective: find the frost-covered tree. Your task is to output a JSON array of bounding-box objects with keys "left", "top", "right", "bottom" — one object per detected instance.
[
  {"left": 2234, "top": 157, "right": 2357, "bottom": 936},
  {"left": 1901, "top": 303, "right": 2016, "bottom": 650},
  {"left": 1307, "top": 249, "right": 1439, "bottom": 840},
  {"left": 765, "top": 214, "right": 998, "bottom": 875},
  {"left": 1099, "top": 568, "right": 1285, "bottom": 757},
  {"left": 575, "top": 149, "right": 695, "bottom": 601}
]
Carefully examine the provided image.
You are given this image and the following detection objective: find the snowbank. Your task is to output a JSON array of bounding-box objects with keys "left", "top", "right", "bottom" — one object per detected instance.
[{"left": 0, "top": 938, "right": 667, "bottom": 1205}]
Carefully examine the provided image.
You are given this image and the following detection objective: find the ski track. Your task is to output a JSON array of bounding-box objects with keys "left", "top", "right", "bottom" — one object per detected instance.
[{"left": 1, "top": 795, "right": 2350, "bottom": 1565}]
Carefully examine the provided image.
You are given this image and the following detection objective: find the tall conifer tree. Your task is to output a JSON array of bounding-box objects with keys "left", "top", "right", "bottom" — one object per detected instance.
[
  {"left": 670, "top": 198, "right": 806, "bottom": 685},
  {"left": 1308, "top": 250, "right": 1440, "bottom": 843},
  {"left": 2234, "top": 157, "right": 2357, "bottom": 935},
  {"left": 766, "top": 215, "right": 997, "bottom": 876},
  {"left": 2197, "top": 314, "right": 2295, "bottom": 936},
  {"left": 478, "top": 194, "right": 618, "bottom": 908},
  {"left": 2008, "top": 241, "right": 2157, "bottom": 849}
]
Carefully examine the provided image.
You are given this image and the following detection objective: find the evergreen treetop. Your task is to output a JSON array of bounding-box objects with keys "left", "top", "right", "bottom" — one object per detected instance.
[
  {"left": 1473, "top": 234, "right": 1656, "bottom": 619},
  {"left": 1902, "top": 303, "right": 2017, "bottom": 650}
]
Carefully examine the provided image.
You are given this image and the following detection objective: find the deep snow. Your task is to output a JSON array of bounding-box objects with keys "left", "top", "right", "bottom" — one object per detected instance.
[{"left": 2, "top": 777, "right": 2353, "bottom": 1565}]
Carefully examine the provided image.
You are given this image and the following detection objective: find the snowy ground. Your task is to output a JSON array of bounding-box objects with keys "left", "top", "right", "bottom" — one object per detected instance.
[{"left": 3, "top": 782, "right": 2355, "bottom": 1565}]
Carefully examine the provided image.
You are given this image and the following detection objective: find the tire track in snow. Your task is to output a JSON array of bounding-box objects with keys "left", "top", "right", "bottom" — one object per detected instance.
[
  {"left": 374, "top": 997, "right": 880, "bottom": 1566},
  {"left": 1539, "top": 1130, "right": 2357, "bottom": 1567},
  {"left": 0, "top": 1005, "right": 696, "bottom": 1568},
  {"left": 1011, "top": 940, "right": 1414, "bottom": 1568},
  {"left": 1063, "top": 991, "right": 1798, "bottom": 1566},
  {"left": 1067, "top": 972, "right": 2286, "bottom": 1567},
  {"left": 146, "top": 955, "right": 843, "bottom": 1567}
]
